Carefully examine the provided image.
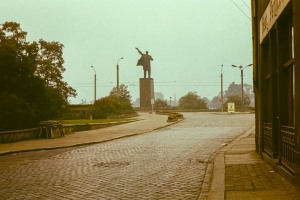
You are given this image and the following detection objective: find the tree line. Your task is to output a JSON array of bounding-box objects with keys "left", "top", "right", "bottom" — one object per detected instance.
[
  {"left": 153, "top": 82, "right": 253, "bottom": 110},
  {"left": 0, "top": 22, "right": 76, "bottom": 131}
]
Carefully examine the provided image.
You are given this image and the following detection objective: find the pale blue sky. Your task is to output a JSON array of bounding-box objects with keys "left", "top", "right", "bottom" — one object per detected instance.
[{"left": 1, "top": 0, "right": 253, "bottom": 104}]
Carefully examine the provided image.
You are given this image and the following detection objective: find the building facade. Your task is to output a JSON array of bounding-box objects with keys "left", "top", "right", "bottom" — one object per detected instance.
[{"left": 251, "top": 0, "right": 300, "bottom": 183}]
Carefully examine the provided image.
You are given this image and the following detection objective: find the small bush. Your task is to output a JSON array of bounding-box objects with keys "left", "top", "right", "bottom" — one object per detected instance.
[
  {"left": 167, "top": 114, "right": 177, "bottom": 120},
  {"left": 176, "top": 113, "right": 184, "bottom": 119}
]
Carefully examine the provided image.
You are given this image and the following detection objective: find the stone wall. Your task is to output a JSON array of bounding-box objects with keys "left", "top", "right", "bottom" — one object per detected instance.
[
  {"left": 0, "top": 128, "right": 37, "bottom": 143},
  {"left": 0, "top": 121, "right": 133, "bottom": 144}
]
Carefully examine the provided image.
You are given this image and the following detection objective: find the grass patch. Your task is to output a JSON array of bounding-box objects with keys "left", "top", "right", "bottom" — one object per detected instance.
[{"left": 62, "top": 118, "right": 134, "bottom": 125}]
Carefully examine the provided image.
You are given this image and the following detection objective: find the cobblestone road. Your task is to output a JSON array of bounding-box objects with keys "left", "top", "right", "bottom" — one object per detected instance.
[{"left": 0, "top": 113, "right": 254, "bottom": 200}]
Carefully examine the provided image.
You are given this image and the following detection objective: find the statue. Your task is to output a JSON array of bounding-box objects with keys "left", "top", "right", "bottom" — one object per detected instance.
[{"left": 136, "top": 47, "right": 153, "bottom": 78}]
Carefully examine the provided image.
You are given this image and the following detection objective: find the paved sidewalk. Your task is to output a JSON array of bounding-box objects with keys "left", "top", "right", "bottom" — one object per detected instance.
[
  {"left": 208, "top": 127, "right": 300, "bottom": 200},
  {"left": 0, "top": 113, "right": 173, "bottom": 155}
]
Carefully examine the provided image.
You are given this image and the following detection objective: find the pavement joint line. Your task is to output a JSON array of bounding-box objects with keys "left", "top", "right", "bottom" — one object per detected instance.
[{"left": 0, "top": 118, "right": 185, "bottom": 156}]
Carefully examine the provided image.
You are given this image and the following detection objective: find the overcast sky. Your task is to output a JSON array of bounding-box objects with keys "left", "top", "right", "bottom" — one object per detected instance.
[{"left": 1, "top": 0, "right": 253, "bottom": 104}]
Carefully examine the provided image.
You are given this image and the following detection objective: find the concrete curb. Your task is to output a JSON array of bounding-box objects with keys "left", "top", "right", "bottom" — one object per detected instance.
[
  {"left": 197, "top": 150, "right": 216, "bottom": 199},
  {"left": 0, "top": 118, "right": 185, "bottom": 156},
  {"left": 207, "top": 127, "right": 255, "bottom": 200}
]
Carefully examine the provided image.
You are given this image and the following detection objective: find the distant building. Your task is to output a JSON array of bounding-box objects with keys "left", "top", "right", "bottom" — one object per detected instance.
[{"left": 251, "top": 0, "right": 300, "bottom": 183}]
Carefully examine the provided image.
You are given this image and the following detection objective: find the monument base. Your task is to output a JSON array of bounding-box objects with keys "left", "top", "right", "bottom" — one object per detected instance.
[{"left": 140, "top": 78, "right": 154, "bottom": 109}]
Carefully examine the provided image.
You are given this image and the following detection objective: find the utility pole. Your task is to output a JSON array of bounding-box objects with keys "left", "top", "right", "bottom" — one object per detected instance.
[
  {"left": 116, "top": 57, "right": 123, "bottom": 97},
  {"left": 91, "top": 66, "right": 96, "bottom": 103},
  {"left": 221, "top": 64, "right": 224, "bottom": 112},
  {"left": 241, "top": 68, "right": 244, "bottom": 111}
]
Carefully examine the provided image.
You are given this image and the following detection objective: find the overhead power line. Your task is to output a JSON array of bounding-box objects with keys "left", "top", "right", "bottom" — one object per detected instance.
[
  {"left": 241, "top": 0, "right": 250, "bottom": 9},
  {"left": 230, "top": 0, "right": 251, "bottom": 20}
]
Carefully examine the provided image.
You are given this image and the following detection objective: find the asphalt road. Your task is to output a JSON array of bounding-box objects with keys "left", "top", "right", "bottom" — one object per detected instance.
[{"left": 0, "top": 112, "right": 254, "bottom": 200}]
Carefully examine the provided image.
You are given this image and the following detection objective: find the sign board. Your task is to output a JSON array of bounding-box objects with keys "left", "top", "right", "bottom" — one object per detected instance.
[
  {"left": 151, "top": 99, "right": 154, "bottom": 105},
  {"left": 228, "top": 103, "right": 235, "bottom": 113},
  {"left": 259, "top": 0, "right": 291, "bottom": 44}
]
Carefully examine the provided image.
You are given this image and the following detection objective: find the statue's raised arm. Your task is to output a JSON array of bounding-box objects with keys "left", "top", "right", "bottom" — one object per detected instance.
[{"left": 136, "top": 47, "right": 143, "bottom": 55}]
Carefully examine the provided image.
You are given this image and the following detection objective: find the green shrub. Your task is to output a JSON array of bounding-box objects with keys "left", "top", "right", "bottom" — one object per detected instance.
[{"left": 92, "top": 96, "right": 135, "bottom": 119}]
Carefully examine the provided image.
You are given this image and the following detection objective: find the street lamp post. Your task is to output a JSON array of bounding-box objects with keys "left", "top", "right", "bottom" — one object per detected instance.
[
  {"left": 91, "top": 65, "right": 96, "bottom": 103},
  {"left": 117, "top": 57, "right": 124, "bottom": 97},
  {"left": 169, "top": 97, "right": 172, "bottom": 110},
  {"left": 221, "top": 64, "right": 224, "bottom": 112},
  {"left": 231, "top": 64, "right": 253, "bottom": 111}
]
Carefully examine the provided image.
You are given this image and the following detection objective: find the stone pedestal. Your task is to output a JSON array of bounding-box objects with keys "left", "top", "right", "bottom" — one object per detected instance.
[{"left": 139, "top": 78, "right": 154, "bottom": 109}]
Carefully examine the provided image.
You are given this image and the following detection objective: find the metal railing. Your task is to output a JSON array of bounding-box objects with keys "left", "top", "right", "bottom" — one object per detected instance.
[
  {"left": 280, "top": 125, "right": 295, "bottom": 174},
  {"left": 263, "top": 123, "right": 273, "bottom": 156}
]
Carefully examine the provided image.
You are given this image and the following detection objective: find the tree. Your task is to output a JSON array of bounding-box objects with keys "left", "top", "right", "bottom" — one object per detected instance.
[
  {"left": 153, "top": 92, "right": 168, "bottom": 109},
  {"left": 36, "top": 39, "right": 76, "bottom": 101},
  {"left": 0, "top": 22, "right": 42, "bottom": 130},
  {"left": 155, "top": 92, "right": 164, "bottom": 100},
  {"left": 211, "top": 96, "right": 221, "bottom": 109},
  {"left": 225, "top": 95, "right": 241, "bottom": 108},
  {"left": 0, "top": 22, "right": 76, "bottom": 130},
  {"left": 224, "top": 82, "right": 252, "bottom": 108},
  {"left": 92, "top": 96, "right": 135, "bottom": 119},
  {"left": 179, "top": 92, "right": 207, "bottom": 109},
  {"left": 225, "top": 95, "right": 251, "bottom": 108},
  {"left": 0, "top": 92, "right": 36, "bottom": 130},
  {"left": 243, "top": 84, "right": 254, "bottom": 107},
  {"left": 109, "top": 84, "right": 131, "bottom": 102},
  {"left": 132, "top": 98, "right": 140, "bottom": 107},
  {"left": 224, "top": 82, "right": 241, "bottom": 98},
  {"left": 202, "top": 97, "right": 211, "bottom": 108},
  {"left": 93, "top": 84, "right": 135, "bottom": 119},
  {"left": 154, "top": 99, "right": 168, "bottom": 109}
]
